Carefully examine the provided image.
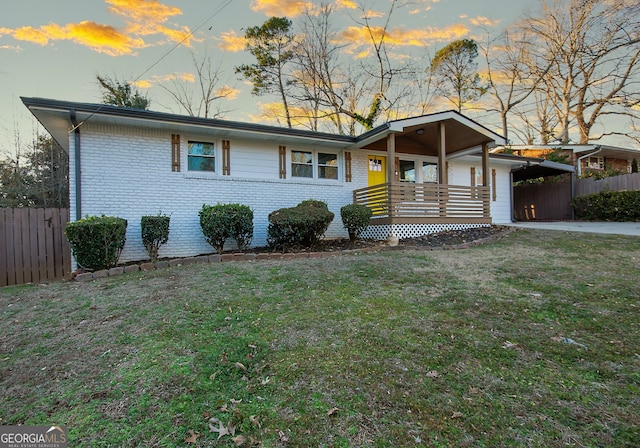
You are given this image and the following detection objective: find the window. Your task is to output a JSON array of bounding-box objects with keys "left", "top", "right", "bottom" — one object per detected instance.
[
  {"left": 399, "top": 160, "right": 416, "bottom": 182},
  {"left": 585, "top": 156, "right": 604, "bottom": 170},
  {"left": 291, "top": 150, "right": 339, "bottom": 180},
  {"left": 318, "top": 152, "right": 338, "bottom": 180},
  {"left": 188, "top": 141, "right": 216, "bottom": 172},
  {"left": 292, "top": 150, "right": 313, "bottom": 178},
  {"left": 422, "top": 162, "right": 438, "bottom": 183}
]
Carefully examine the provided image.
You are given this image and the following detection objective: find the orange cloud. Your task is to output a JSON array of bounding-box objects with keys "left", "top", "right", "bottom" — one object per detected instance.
[
  {"left": 250, "top": 0, "right": 314, "bottom": 17},
  {"left": 215, "top": 85, "right": 240, "bottom": 100},
  {"left": 219, "top": 30, "right": 246, "bottom": 52},
  {"left": 106, "top": 0, "right": 192, "bottom": 44},
  {"left": 470, "top": 16, "right": 501, "bottom": 27},
  {"left": 335, "top": 0, "right": 358, "bottom": 9},
  {"left": 7, "top": 21, "right": 145, "bottom": 56},
  {"left": 133, "top": 72, "right": 196, "bottom": 88},
  {"left": 0, "top": 0, "right": 191, "bottom": 56},
  {"left": 339, "top": 23, "right": 469, "bottom": 54}
]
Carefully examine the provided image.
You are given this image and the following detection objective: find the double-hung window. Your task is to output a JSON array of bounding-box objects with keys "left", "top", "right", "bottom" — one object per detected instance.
[
  {"left": 188, "top": 141, "right": 216, "bottom": 172},
  {"left": 291, "top": 150, "right": 339, "bottom": 180}
]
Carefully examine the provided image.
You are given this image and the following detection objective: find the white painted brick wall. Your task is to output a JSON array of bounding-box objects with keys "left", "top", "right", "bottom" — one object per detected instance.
[
  {"left": 72, "top": 124, "right": 354, "bottom": 263},
  {"left": 68, "top": 124, "right": 514, "bottom": 264}
]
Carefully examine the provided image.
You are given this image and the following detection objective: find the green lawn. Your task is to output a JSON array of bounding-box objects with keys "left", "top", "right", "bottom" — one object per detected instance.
[{"left": 1, "top": 229, "right": 639, "bottom": 447}]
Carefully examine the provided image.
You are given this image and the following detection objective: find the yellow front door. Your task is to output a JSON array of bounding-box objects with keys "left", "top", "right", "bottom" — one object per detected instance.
[{"left": 368, "top": 155, "right": 386, "bottom": 186}]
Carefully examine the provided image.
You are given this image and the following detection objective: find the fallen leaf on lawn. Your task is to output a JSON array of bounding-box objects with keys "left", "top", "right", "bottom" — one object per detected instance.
[
  {"left": 248, "top": 344, "right": 257, "bottom": 349},
  {"left": 469, "top": 387, "right": 480, "bottom": 394},
  {"left": 210, "top": 371, "right": 218, "bottom": 381},
  {"left": 503, "top": 341, "right": 517, "bottom": 349},
  {"left": 278, "top": 430, "right": 289, "bottom": 442},
  {"left": 220, "top": 404, "right": 228, "bottom": 412},
  {"left": 229, "top": 306, "right": 233, "bottom": 313},
  {"left": 451, "top": 411, "right": 463, "bottom": 418},
  {"left": 202, "top": 410, "right": 212, "bottom": 419},
  {"left": 230, "top": 398, "right": 243, "bottom": 404},
  {"left": 235, "top": 362, "right": 247, "bottom": 372},
  {"left": 261, "top": 376, "right": 270, "bottom": 385},
  {"left": 327, "top": 407, "right": 339, "bottom": 416},
  {"left": 184, "top": 429, "right": 200, "bottom": 444},
  {"left": 249, "top": 436, "right": 260, "bottom": 445},
  {"left": 249, "top": 415, "right": 261, "bottom": 428},
  {"left": 209, "top": 417, "right": 230, "bottom": 439},
  {"left": 426, "top": 370, "right": 439, "bottom": 378},
  {"left": 225, "top": 316, "right": 232, "bottom": 321},
  {"left": 221, "top": 352, "right": 228, "bottom": 363},
  {"left": 232, "top": 435, "right": 247, "bottom": 446},
  {"left": 228, "top": 421, "right": 236, "bottom": 436}
]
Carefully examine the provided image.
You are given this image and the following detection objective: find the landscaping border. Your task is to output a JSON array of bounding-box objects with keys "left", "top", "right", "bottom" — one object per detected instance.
[{"left": 71, "top": 227, "right": 517, "bottom": 282}]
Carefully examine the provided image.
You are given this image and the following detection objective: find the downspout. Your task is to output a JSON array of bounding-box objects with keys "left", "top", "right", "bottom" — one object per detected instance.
[
  {"left": 70, "top": 109, "right": 82, "bottom": 220},
  {"left": 510, "top": 170, "right": 515, "bottom": 222},
  {"left": 576, "top": 146, "right": 601, "bottom": 177}
]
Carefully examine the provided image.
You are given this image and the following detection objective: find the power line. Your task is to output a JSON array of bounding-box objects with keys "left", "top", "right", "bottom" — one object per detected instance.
[{"left": 70, "top": 0, "right": 234, "bottom": 133}]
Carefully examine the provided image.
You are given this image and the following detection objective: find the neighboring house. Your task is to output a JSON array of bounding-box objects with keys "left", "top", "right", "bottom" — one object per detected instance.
[
  {"left": 493, "top": 144, "right": 640, "bottom": 176},
  {"left": 24, "top": 97, "right": 545, "bottom": 263}
]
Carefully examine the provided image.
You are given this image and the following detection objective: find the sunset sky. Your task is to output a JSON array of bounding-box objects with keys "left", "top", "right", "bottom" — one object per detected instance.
[{"left": 1, "top": 0, "right": 534, "bottom": 153}]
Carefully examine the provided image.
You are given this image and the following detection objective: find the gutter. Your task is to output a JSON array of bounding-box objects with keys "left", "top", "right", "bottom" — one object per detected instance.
[
  {"left": 576, "top": 146, "right": 602, "bottom": 177},
  {"left": 70, "top": 109, "right": 81, "bottom": 220}
]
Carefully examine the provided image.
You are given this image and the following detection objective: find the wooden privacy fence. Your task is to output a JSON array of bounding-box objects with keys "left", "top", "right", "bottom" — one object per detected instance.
[
  {"left": 1, "top": 208, "right": 71, "bottom": 287},
  {"left": 575, "top": 172, "right": 640, "bottom": 196},
  {"left": 513, "top": 179, "right": 573, "bottom": 221}
]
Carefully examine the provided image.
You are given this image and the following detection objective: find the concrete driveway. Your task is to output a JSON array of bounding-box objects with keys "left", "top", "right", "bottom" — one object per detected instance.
[{"left": 506, "top": 221, "right": 640, "bottom": 236}]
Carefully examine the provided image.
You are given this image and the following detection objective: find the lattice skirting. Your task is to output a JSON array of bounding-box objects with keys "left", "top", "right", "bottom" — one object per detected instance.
[{"left": 361, "top": 223, "right": 490, "bottom": 241}]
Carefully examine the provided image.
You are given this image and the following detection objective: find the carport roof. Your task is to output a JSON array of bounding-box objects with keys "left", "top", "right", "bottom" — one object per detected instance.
[{"left": 490, "top": 153, "right": 575, "bottom": 182}]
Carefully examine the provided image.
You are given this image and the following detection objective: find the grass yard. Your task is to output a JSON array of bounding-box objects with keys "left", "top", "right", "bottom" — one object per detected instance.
[{"left": 1, "top": 229, "right": 639, "bottom": 447}]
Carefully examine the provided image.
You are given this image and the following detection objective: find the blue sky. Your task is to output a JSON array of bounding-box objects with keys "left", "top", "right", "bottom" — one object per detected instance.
[{"left": 0, "top": 0, "right": 534, "bottom": 154}]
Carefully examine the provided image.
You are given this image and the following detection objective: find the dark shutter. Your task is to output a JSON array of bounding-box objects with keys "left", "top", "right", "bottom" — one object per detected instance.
[{"left": 171, "top": 134, "right": 180, "bottom": 172}]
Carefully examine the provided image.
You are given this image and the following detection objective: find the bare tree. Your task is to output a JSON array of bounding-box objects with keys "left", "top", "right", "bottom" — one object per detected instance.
[
  {"left": 522, "top": 0, "right": 640, "bottom": 144},
  {"left": 481, "top": 27, "right": 552, "bottom": 142},
  {"left": 290, "top": 1, "right": 412, "bottom": 134},
  {"left": 161, "top": 49, "right": 234, "bottom": 118}
]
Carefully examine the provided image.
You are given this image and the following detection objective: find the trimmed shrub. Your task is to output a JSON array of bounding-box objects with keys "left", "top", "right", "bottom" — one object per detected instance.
[
  {"left": 572, "top": 190, "right": 640, "bottom": 221},
  {"left": 340, "top": 203, "right": 373, "bottom": 242},
  {"left": 65, "top": 215, "right": 127, "bottom": 270},
  {"left": 226, "top": 204, "right": 254, "bottom": 252},
  {"left": 267, "top": 199, "right": 334, "bottom": 252},
  {"left": 199, "top": 203, "right": 254, "bottom": 254},
  {"left": 141, "top": 214, "right": 170, "bottom": 261}
]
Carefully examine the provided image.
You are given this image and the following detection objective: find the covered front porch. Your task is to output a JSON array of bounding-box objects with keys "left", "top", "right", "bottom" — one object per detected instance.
[{"left": 348, "top": 111, "right": 506, "bottom": 239}]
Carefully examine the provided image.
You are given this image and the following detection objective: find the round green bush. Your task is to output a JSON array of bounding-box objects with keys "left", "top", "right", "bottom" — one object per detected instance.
[
  {"left": 267, "top": 200, "right": 334, "bottom": 252},
  {"left": 340, "top": 203, "right": 373, "bottom": 242},
  {"left": 65, "top": 215, "right": 127, "bottom": 270},
  {"left": 141, "top": 214, "right": 170, "bottom": 261},
  {"left": 199, "top": 203, "right": 254, "bottom": 254}
]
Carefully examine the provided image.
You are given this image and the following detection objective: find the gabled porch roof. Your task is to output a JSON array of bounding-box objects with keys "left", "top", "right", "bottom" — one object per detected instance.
[{"left": 352, "top": 110, "right": 507, "bottom": 156}]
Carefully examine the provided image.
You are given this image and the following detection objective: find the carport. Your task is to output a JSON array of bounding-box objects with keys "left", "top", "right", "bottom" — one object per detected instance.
[{"left": 492, "top": 155, "right": 576, "bottom": 221}]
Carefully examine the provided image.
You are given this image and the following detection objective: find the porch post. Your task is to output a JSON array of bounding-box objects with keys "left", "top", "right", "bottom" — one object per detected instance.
[
  {"left": 482, "top": 143, "right": 490, "bottom": 187},
  {"left": 437, "top": 122, "right": 447, "bottom": 184},
  {"left": 387, "top": 133, "right": 396, "bottom": 183},
  {"left": 482, "top": 143, "right": 491, "bottom": 218},
  {"left": 387, "top": 133, "right": 396, "bottom": 219},
  {"left": 437, "top": 122, "right": 447, "bottom": 217}
]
